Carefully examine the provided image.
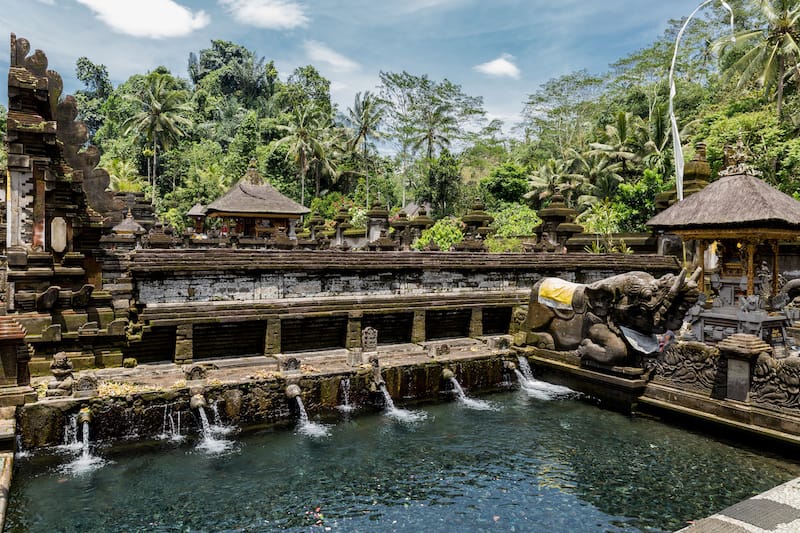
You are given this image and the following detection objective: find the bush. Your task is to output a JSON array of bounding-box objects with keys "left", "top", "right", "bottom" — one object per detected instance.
[
  {"left": 489, "top": 204, "right": 541, "bottom": 237},
  {"left": 413, "top": 217, "right": 465, "bottom": 251}
]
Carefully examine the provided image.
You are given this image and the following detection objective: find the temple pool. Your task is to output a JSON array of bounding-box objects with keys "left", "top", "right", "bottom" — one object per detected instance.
[{"left": 7, "top": 390, "right": 800, "bottom": 532}]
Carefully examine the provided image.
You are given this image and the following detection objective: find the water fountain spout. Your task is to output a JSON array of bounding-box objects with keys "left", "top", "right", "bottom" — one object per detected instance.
[
  {"left": 285, "top": 384, "right": 302, "bottom": 399},
  {"left": 441, "top": 368, "right": 455, "bottom": 380},
  {"left": 369, "top": 356, "right": 385, "bottom": 389},
  {"left": 190, "top": 393, "right": 207, "bottom": 410},
  {"left": 77, "top": 406, "right": 92, "bottom": 424},
  {"left": 503, "top": 360, "right": 517, "bottom": 371}
]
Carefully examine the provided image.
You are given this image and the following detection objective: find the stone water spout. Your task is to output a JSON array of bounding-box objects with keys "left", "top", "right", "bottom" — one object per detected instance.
[
  {"left": 190, "top": 393, "right": 208, "bottom": 410},
  {"left": 77, "top": 406, "right": 92, "bottom": 424},
  {"left": 369, "top": 356, "right": 385, "bottom": 390},
  {"left": 441, "top": 368, "right": 455, "bottom": 381},
  {"left": 285, "top": 384, "right": 301, "bottom": 399}
]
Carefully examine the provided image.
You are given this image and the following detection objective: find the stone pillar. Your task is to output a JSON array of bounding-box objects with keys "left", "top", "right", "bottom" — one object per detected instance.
[
  {"left": 174, "top": 324, "right": 193, "bottom": 364},
  {"left": 745, "top": 241, "right": 756, "bottom": 296},
  {"left": 697, "top": 240, "right": 707, "bottom": 295},
  {"left": 346, "top": 311, "right": 363, "bottom": 349},
  {"left": 265, "top": 318, "right": 281, "bottom": 355},
  {"left": 770, "top": 241, "right": 780, "bottom": 297},
  {"left": 717, "top": 333, "right": 770, "bottom": 402},
  {"left": 411, "top": 310, "right": 426, "bottom": 343},
  {"left": 469, "top": 307, "right": 483, "bottom": 337}
]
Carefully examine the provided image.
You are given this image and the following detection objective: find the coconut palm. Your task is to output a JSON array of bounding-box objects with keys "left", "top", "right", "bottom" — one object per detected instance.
[
  {"left": 524, "top": 158, "right": 583, "bottom": 208},
  {"left": 273, "top": 103, "right": 338, "bottom": 205},
  {"left": 588, "top": 111, "right": 649, "bottom": 174},
  {"left": 105, "top": 157, "right": 144, "bottom": 192},
  {"left": 123, "top": 73, "right": 192, "bottom": 203},
  {"left": 345, "top": 91, "right": 385, "bottom": 207},
  {"left": 713, "top": 0, "right": 800, "bottom": 118}
]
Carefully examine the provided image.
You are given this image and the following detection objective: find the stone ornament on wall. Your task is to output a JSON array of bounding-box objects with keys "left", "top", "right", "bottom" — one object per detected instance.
[
  {"left": 362, "top": 327, "right": 378, "bottom": 353},
  {"left": 751, "top": 353, "right": 800, "bottom": 409},
  {"left": 646, "top": 342, "right": 724, "bottom": 394}
]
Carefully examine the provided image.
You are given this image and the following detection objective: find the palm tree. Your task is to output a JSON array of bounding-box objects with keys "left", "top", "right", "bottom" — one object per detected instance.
[
  {"left": 105, "top": 157, "right": 144, "bottom": 192},
  {"left": 345, "top": 91, "right": 385, "bottom": 208},
  {"left": 524, "top": 158, "right": 582, "bottom": 208},
  {"left": 713, "top": 0, "right": 800, "bottom": 118},
  {"left": 588, "top": 111, "right": 649, "bottom": 174},
  {"left": 411, "top": 100, "right": 458, "bottom": 195},
  {"left": 571, "top": 151, "right": 623, "bottom": 207},
  {"left": 272, "top": 103, "right": 337, "bottom": 205},
  {"left": 123, "top": 73, "right": 192, "bottom": 203}
]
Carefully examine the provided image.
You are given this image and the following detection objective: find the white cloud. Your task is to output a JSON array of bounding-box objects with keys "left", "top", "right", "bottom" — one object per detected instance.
[
  {"left": 35, "top": 0, "right": 56, "bottom": 5},
  {"left": 75, "top": 0, "right": 209, "bottom": 39},
  {"left": 304, "top": 41, "right": 360, "bottom": 72},
  {"left": 219, "top": 0, "right": 308, "bottom": 29},
  {"left": 473, "top": 53, "right": 521, "bottom": 79}
]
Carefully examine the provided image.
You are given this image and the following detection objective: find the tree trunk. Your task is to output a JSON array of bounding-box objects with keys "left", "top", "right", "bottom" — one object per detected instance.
[
  {"left": 152, "top": 136, "right": 158, "bottom": 206},
  {"left": 777, "top": 55, "right": 785, "bottom": 119},
  {"left": 299, "top": 152, "right": 306, "bottom": 206},
  {"left": 364, "top": 138, "right": 369, "bottom": 209}
]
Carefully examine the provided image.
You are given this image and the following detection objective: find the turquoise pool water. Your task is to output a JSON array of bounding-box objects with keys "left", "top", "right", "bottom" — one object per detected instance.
[{"left": 7, "top": 387, "right": 800, "bottom": 532}]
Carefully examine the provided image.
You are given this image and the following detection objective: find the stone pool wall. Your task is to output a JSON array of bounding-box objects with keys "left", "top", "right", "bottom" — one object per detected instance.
[{"left": 18, "top": 353, "right": 513, "bottom": 449}]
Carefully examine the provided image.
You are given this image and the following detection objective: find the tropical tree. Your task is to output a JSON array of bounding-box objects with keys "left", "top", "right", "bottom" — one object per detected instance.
[
  {"left": 524, "top": 158, "right": 582, "bottom": 208},
  {"left": 272, "top": 103, "right": 337, "bottom": 205},
  {"left": 713, "top": 0, "right": 800, "bottom": 118},
  {"left": 345, "top": 91, "right": 385, "bottom": 207},
  {"left": 123, "top": 73, "right": 193, "bottom": 203},
  {"left": 103, "top": 157, "right": 144, "bottom": 192},
  {"left": 588, "top": 111, "right": 649, "bottom": 175}
]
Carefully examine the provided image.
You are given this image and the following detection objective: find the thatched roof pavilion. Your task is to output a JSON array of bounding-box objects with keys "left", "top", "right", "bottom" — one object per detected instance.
[
  {"left": 202, "top": 163, "right": 309, "bottom": 237},
  {"left": 648, "top": 171, "right": 800, "bottom": 297}
]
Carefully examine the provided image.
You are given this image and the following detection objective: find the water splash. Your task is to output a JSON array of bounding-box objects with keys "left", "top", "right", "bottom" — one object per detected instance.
[
  {"left": 158, "top": 404, "right": 184, "bottom": 442},
  {"left": 448, "top": 377, "right": 497, "bottom": 411},
  {"left": 515, "top": 356, "right": 576, "bottom": 401},
  {"left": 517, "top": 355, "right": 534, "bottom": 380},
  {"left": 380, "top": 384, "right": 427, "bottom": 423},
  {"left": 336, "top": 377, "right": 354, "bottom": 414},
  {"left": 57, "top": 414, "right": 83, "bottom": 454},
  {"left": 295, "top": 397, "right": 331, "bottom": 438},
  {"left": 196, "top": 407, "right": 235, "bottom": 454},
  {"left": 59, "top": 420, "right": 106, "bottom": 475},
  {"left": 209, "top": 402, "right": 235, "bottom": 437},
  {"left": 15, "top": 434, "right": 30, "bottom": 459}
]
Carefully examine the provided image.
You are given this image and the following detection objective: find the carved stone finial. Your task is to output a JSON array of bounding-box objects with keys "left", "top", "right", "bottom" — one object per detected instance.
[{"left": 720, "top": 138, "right": 761, "bottom": 177}]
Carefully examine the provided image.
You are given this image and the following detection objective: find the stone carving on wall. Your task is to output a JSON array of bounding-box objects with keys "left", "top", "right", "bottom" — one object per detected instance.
[
  {"left": 362, "top": 327, "right": 378, "bottom": 353},
  {"left": 751, "top": 353, "right": 800, "bottom": 409},
  {"left": 524, "top": 268, "right": 701, "bottom": 366},
  {"left": 646, "top": 342, "right": 724, "bottom": 394},
  {"left": 56, "top": 95, "right": 123, "bottom": 220}
]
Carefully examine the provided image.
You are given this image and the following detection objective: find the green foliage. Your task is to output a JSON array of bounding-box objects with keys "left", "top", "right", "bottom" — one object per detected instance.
[
  {"left": 480, "top": 162, "right": 529, "bottom": 207},
  {"left": 412, "top": 217, "right": 465, "bottom": 251},
  {"left": 426, "top": 148, "right": 462, "bottom": 218},
  {"left": 698, "top": 109, "right": 786, "bottom": 181},
  {"left": 613, "top": 168, "right": 670, "bottom": 232},
  {"left": 489, "top": 204, "right": 541, "bottom": 237},
  {"left": 309, "top": 192, "right": 347, "bottom": 221},
  {"left": 485, "top": 236, "right": 523, "bottom": 253}
]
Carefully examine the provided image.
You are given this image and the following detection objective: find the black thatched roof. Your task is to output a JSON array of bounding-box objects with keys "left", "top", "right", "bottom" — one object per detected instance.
[
  {"left": 206, "top": 166, "right": 309, "bottom": 217},
  {"left": 187, "top": 203, "right": 207, "bottom": 217},
  {"left": 647, "top": 173, "right": 800, "bottom": 230}
]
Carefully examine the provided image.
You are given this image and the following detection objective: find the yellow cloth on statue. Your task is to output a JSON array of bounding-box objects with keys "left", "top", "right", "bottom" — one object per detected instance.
[{"left": 538, "top": 278, "right": 579, "bottom": 310}]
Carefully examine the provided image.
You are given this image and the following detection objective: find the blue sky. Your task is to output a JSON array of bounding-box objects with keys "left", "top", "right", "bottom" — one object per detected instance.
[{"left": 1, "top": 0, "right": 707, "bottom": 128}]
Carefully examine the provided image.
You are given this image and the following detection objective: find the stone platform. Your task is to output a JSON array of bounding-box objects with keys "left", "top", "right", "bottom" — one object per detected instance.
[{"left": 679, "top": 477, "right": 800, "bottom": 532}]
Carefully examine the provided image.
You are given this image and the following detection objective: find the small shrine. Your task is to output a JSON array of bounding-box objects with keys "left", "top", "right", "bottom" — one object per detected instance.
[
  {"left": 202, "top": 161, "right": 310, "bottom": 238},
  {"left": 648, "top": 150, "right": 800, "bottom": 346}
]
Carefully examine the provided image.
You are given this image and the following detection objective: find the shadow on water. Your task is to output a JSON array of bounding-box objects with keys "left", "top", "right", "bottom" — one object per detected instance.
[{"left": 7, "top": 390, "right": 800, "bottom": 532}]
